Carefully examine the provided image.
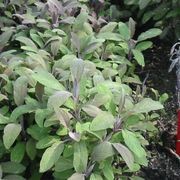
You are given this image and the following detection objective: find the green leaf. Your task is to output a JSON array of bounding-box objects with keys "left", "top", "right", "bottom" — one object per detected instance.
[
  {"left": 10, "top": 105, "right": 36, "bottom": 122},
  {"left": 132, "top": 49, "right": 145, "bottom": 67},
  {"left": 113, "top": 143, "right": 134, "bottom": 169},
  {"left": 73, "top": 11, "right": 88, "bottom": 31},
  {"left": 40, "top": 142, "right": 64, "bottom": 172},
  {"left": 100, "top": 22, "right": 118, "bottom": 33},
  {"left": 118, "top": 22, "right": 130, "bottom": 40},
  {"left": 27, "top": 125, "right": 49, "bottom": 140},
  {"left": 68, "top": 173, "right": 85, "bottom": 180},
  {"left": 83, "top": 39, "right": 104, "bottom": 55},
  {"left": 36, "top": 136, "right": 59, "bottom": 149},
  {"left": 122, "top": 130, "right": 146, "bottom": 159},
  {"left": 70, "top": 59, "right": 84, "bottom": 82},
  {"left": 138, "top": 0, "right": 151, "bottom": 9},
  {"left": 27, "top": 52, "right": 46, "bottom": 69},
  {"left": 0, "top": 113, "right": 11, "bottom": 124},
  {"left": 0, "top": 162, "right": 25, "bottom": 174},
  {"left": 3, "top": 175, "right": 25, "bottom": 180},
  {"left": 32, "top": 69, "right": 64, "bottom": 90},
  {"left": 82, "top": 104, "right": 102, "bottom": 117},
  {"left": 92, "top": 141, "right": 114, "bottom": 162},
  {"left": 90, "top": 173, "right": 103, "bottom": 180},
  {"left": 102, "top": 161, "right": 114, "bottom": 180},
  {"left": 97, "top": 32, "right": 122, "bottom": 41},
  {"left": 3, "top": 123, "right": 21, "bottom": 149},
  {"left": 90, "top": 111, "right": 115, "bottom": 131},
  {"left": 10, "top": 142, "right": 25, "bottom": 163},
  {"left": 54, "top": 108, "right": 71, "bottom": 127},
  {"left": 35, "top": 109, "right": 49, "bottom": 128},
  {"left": 73, "top": 141, "right": 88, "bottom": 173},
  {"left": 30, "top": 32, "right": 44, "bottom": 48},
  {"left": 13, "top": 76, "right": 28, "bottom": 106},
  {"left": 159, "top": 93, "right": 169, "bottom": 104},
  {"left": 55, "top": 156, "right": 73, "bottom": 172},
  {"left": 0, "top": 29, "right": 13, "bottom": 47},
  {"left": 50, "top": 37, "right": 62, "bottom": 56},
  {"left": 133, "top": 98, "right": 164, "bottom": 113},
  {"left": 128, "top": 17, "right": 136, "bottom": 38},
  {"left": 136, "top": 41, "right": 153, "bottom": 51},
  {"left": 26, "top": 139, "right": 36, "bottom": 160},
  {"left": 48, "top": 91, "right": 72, "bottom": 109},
  {"left": 16, "top": 36, "right": 37, "bottom": 50},
  {"left": 137, "top": 28, "right": 162, "bottom": 42}
]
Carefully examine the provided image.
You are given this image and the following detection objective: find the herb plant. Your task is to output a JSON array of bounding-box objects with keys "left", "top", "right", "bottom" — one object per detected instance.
[{"left": 0, "top": 0, "right": 163, "bottom": 179}]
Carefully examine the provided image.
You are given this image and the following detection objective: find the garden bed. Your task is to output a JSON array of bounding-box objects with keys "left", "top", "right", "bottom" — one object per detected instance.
[{"left": 139, "top": 43, "right": 180, "bottom": 180}]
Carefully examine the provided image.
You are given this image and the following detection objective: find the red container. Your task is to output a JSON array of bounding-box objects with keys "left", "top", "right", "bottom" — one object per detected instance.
[{"left": 176, "top": 110, "right": 180, "bottom": 155}]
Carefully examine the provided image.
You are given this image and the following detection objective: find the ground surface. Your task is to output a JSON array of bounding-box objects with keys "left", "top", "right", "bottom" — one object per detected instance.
[{"left": 139, "top": 43, "right": 180, "bottom": 180}]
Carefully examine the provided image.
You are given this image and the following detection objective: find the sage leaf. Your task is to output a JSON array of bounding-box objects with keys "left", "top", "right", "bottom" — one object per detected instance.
[
  {"left": 73, "top": 141, "right": 88, "bottom": 173},
  {"left": 118, "top": 22, "right": 130, "bottom": 41},
  {"left": 3, "top": 175, "right": 25, "bottom": 180},
  {"left": 113, "top": 143, "right": 134, "bottom": 170},
  {"left": 48, "top": 91, "right": 72, "bottom": 109},
  {"left": 132, "top": 49, "right": 145, "bottom": 67},
  {"left": 3, "top": 123, "right": 21, "bottom": 149},
  {"left": 0, "top": 161, "right": 25, "bottom": 174},
  {"left": 36, "top": 136, "right": 59, "bottom": 149},
  {"left": 13, "top": 76, "right": 28, "bottom": 106},
  {"left": 26, "top": 139, "right": 36, "bottom": 160},
  {"left": 90, "top": 111, "right": 115, "bottom": 131},
  {"left": 82, "top": 104, "right": 102, "bottom": 117},
  {"left": 137, "top": 28, "right": 162, "bottom": 42},
  {"left": 92, "top": 141, "right": 114, "bottom": 162},
  {"left": 70, "top": 58, "right": 84, "bottom": 82},
  {"left": 90, "top": 173, "right": 103, "bottom": 180},
  {"left": 102, "top": 161, "right": 114, "bottom": 180},
  {"left": 122, "top": 130, "right": 146, "bottom": 159},
  {"left": 16, "top": 36, "right": 37, "bottom": 50},
  {"left": 55, "top": 156, "right": 73, "bottom": 172},
  {"left": 100, "top": 22, "right": 117, "bottom": 33},
  {"left": 10, "top": 142, "right": 25, "bottom": 163},
  {"left": 68, "top": 173, "right": 85, "bottom": 180},
  {"left": 40, "top": 142, "right": 64, "bottom": 172},
  {"left": 32, "top": 69, "right": 64, "bottom": 90},
  {"left": 133, "top": 98, "right": 163, "bottom": 113}
]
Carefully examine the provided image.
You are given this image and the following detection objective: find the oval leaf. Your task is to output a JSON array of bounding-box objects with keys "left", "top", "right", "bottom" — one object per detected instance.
[
  {"left": 132, "top": 49, "right": 145, "bottom": 67},
  {"left": 113, "top": 143, "right": 134, "bottom": 170},
  {"left": 0, "top": 162, "right": 25, "bottom": 174},
  {"left": 90, "top": 112, "right": 115, "bottom": 131},
  {"left": 137, "top": 28, "right": 162, "bottom": 42},
  {"left": 32, "top": 69, "right": 64, "bottom": 90},
  {"left": 13, "top": 76, "right": 28, "bottom": 106},
  {"left": 40, "top": 142, "right": 64, "bottom": 172},
  {"left": 122, "top": 130, "right": 146, "bottom": 158},
  {"left": 73, "top": 141, "right": 88, "bottom": 173},
  {"left": 3, "top": 123, "right": 21, "bottom": 149},
  {"left": 92, "top": 141, "right": 114, "bottom": 162},
  {"left": 133, "top": 98, "right": 164, "bottom": 113},
  {"left": 68, "top": 173, "right": 85, "bottom": 180},
  {"left": 10, "top": 142, "right": 25, "bottom": 163}
]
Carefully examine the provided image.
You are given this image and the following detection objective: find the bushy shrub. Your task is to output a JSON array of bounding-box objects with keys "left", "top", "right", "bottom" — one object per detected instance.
[
  {"left": 107, "top": 0, "right": 180, "bottom": 42},
  {"left": 0, "top": 0, "right": 165, "bottom": 179}
]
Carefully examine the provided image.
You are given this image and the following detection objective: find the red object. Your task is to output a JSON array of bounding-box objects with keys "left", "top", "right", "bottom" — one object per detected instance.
[{"left": 176, "top": 109, "right": 180, "bottom": 155}]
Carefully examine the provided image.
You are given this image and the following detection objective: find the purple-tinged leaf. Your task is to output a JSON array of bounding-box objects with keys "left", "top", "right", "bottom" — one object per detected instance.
[{"left": 113, "top": 143, "right": 134, "bottom": 170}]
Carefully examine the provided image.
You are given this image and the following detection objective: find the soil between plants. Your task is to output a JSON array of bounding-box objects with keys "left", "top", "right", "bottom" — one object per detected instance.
[{"left": 138, "top": 42, "right": 180, "bottom": 180}]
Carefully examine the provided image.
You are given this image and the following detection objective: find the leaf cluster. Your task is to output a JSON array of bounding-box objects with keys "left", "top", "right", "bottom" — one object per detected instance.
[{"left": 0, "top": 0, "right": 164, "bottom": 179}]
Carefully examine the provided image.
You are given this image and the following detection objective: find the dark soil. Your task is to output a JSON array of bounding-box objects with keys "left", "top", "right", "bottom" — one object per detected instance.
[{"left": 138, "top": 43, "right": 180, "bottom": 180}]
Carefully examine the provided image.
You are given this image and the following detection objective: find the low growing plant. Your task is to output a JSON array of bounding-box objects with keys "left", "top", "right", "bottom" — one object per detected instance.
[{"left": 0, "top": 0, "right": 163, "bottom": 179}]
